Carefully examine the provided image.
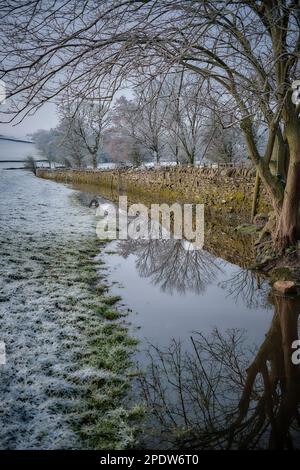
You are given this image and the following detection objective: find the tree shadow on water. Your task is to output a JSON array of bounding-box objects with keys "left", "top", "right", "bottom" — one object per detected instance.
[
  {"left": 116, "top": 238, "right": 223, "bottom": 295},
  {"left": 139, "top": 295, "right": 300, "bottom": 449},
  {"left": 219, "top": 268, "right": 270, "bottom": 309}
]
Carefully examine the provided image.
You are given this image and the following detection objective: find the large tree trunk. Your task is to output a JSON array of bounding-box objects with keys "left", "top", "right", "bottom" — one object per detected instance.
[
  {"left": 275, "top": 113, "right": 300, "bottom": 250},
  {"left": 275, "top": 132, "right": 289, "bottom": 181},
  {"left": 241, "top": 120, "right": 284, "bottom": 217},
  {"left": 269, "top": 295, "right": 300, "bottom": 449}
]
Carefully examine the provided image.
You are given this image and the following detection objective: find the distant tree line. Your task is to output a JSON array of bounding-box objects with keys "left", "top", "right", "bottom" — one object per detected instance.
[
  {"left": 31, "top": 75, "right": 247, "bottom": 169},
  {"left": 1, "top": 1, "right": 299, "bottom": 250}
]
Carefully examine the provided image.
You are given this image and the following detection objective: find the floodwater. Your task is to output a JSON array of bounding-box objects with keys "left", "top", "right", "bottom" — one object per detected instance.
[
  {"left": 71, "top": 183, "right": 300, "bottom": 450},
  {"left": 102, "top": 240, "right": 273, "bottom": 352},
  {"left": 69, "top": 182, "right": 274, "bottom": 351},
  {"left": 1, "top": 140, "right": 300, "bottom": 449}
]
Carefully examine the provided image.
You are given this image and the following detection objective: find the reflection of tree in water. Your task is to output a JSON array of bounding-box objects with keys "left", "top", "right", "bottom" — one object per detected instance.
[
  {"left": 219, "top": 268, "right": 271, "bottom": 309},
  {"left": 116, "top": 239, "right": 223, "bottom": 294},
  {"left": 139, "top": 295, "right": 300, "bottom": 449}
]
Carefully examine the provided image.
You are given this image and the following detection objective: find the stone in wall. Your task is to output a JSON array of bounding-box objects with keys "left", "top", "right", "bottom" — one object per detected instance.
[{"left": 36, "top": 165, "right": 271, "bottom": 220}]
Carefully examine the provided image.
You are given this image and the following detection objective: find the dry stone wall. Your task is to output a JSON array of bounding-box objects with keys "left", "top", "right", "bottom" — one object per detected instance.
[{"left": 37, "top": 166, "right": 271, "bottom": 218}]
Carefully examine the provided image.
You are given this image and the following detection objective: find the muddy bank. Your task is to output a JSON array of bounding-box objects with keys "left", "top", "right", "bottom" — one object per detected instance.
[{"left": 0, "top": 170, "right": 139, "bottom": 449}]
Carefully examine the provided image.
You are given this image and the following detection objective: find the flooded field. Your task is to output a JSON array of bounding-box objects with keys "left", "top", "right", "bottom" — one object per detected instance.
[
  {"left": 0, "top": 168, "right": 138, "bottom": 449},
  {"left": 102, "top": 241, "right": 272, "bottom": 355},
  {"left": 69, "top": 181, "right": 300, "bottom": 450},
  {"left": 0, "top": 155, "right": 300, "bottom": 449}
]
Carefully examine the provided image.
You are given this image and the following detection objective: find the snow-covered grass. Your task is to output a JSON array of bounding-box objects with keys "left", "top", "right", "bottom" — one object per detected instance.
[{"left": 0, "top": 170, "right": 140, "bottom": 449}]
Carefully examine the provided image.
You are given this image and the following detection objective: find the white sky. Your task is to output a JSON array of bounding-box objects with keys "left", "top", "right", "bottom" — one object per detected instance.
[
  {"left": 0, "top": 102, "right": 58, "bottom": 139},
  {"left": 0, "top": 87, "right": 133, "bottom": 139}
]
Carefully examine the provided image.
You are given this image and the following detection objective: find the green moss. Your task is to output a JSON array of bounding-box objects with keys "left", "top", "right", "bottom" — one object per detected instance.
[
  {"left": 235, "top": 191, "right": 245, "bottom": 203},
  {"left": 102, "top": 309, "right": 121, "bottom": 320},
  {"left": 234, "top": 223, "right": 258, "bottom": 235},
  {"left": 270, "top": 267, "right": 294, "bottom": 282},
  {"left": 100, "top": 295, "right": 122, "bottom": 306},
  {"left": 41, "top": 232, "right": 142, "bottom": 449},
  {"left": 39, "top": 168, "right": 273, "bottom": 225}
]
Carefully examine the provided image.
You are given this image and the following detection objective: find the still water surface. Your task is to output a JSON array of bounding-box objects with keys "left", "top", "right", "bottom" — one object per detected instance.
[
  {"left": 0, "top": 141, "right": 299, "bottom": 449},
  {"left": 102, "top": 240, "right": 273, "bottom": 351},
  {"left": 70, "top": 182, "right": 300, "bottom": 449}
]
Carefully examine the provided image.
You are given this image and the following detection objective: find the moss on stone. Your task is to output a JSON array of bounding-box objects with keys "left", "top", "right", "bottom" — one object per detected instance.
[
  {"left": 234, "top": 223, "right": 258, "bottom": 235},
  {"left": 37, "top": 167, "right": 272, "bottom": 222},
  {"left": 270, "top": 267, "right": 294, "bottom": 282}
]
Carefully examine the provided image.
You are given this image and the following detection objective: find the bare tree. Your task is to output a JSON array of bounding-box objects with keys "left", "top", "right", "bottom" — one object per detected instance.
[
  {"left": 104, "top": 128, "right": 132, "bottom": 166},
  {"left": 201, "top": 110, "right": 247, "bottom": 164},
  {"left": 103, "top": 127, "right": 147, "bottom": 166},
  {"left": 24, "top": 155, "right": 37, "bottom": 174},
  {"left": 55, "top": 118, "right": 87, "bottom": 168},
  {"left": 59, "top": 95, "right": 112, "bottom": 169},
  {"left": 163, "top": 72, "right": 205, "bottom": 165},
  {"left": 0, "top": 1, "right": 300, "bottom": 249},
  {"left": 113, "top": 84, "right": 169, "bottom": 165},
  {"left": 177, "top": 78, "right": 205, "bottom": 165},
  {"left": 31, "top": 128, "right": 59, "bottom": 167},
  {"left": 162, "top": 72, "right": 185, "bottom": 164}
]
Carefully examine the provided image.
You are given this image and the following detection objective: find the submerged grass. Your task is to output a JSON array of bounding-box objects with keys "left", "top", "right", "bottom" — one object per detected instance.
[
  {"left": 100, "top": 295, "right": 122, "bottom": 306},
  {"left": 53, "top": 236, "right": 141, "bottom": 449}
]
